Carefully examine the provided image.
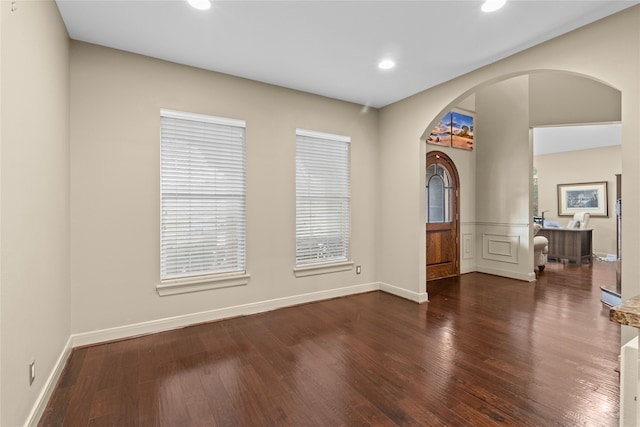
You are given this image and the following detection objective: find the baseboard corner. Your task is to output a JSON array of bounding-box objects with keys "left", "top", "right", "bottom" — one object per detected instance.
[
  {"left": 379, "top": 282, "right": 426, "bottom": 303},
  {"left": 24, "top": 336, "right": 73, "bottom": 427}
]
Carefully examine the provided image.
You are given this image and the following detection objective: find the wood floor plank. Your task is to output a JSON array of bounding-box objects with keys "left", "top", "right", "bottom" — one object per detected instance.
[{"left": 39, "top": 260, "right": 621, "bottom": 426}]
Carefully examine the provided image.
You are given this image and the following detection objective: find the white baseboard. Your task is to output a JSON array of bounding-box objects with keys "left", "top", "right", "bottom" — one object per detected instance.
[
  {"left": 24, "top": 336, "right": 73, "bottom": 427},
  {"left": 72, "top": 281, "right": 435, "bottom": 348},
  {"left": 475, "top": 266, "right": 536, "bottom": 282},
  {"left": 71, "top": 282, "right": 381, "bottom": 348},
  {"left": 460, "top": 265, "right": 476, "bottom": 275},
  {"left": 380, "top": 282, "right": 428, "bottom": 303}
]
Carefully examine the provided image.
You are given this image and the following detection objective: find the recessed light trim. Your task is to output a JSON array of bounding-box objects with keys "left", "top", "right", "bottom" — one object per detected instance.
[
  {"left": 187, "top": 0, "right": 211, "bottom": 11},
  {"left": 481, "top": 0, "right": 506, "bottom": 13},
  {"left": 378, "top": 59, "right": 396, "bottom": 70}
]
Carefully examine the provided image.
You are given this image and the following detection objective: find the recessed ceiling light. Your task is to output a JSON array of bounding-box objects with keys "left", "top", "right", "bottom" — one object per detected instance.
[
  {"left": 187, "top": 0, "right": 211, "bottom": 11},
  {"left": 481, "top": 0, "right": 506, "bottom": 13},
  {"left": 378, "top": 59, "right": 396, "bottom": 70}
]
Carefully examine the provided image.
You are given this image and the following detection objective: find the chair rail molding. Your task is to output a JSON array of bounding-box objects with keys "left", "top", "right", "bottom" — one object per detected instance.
[{"left": 463, "top": 221, "right": 530, "bottom": 228}]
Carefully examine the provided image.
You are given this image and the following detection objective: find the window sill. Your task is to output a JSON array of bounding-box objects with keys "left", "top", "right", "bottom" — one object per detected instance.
[
  {"left": 293, "top": 261, "right": 354, "bottom": 278},
  {"left": 157, "top": 272, "right": 250, "bottom": 296}
]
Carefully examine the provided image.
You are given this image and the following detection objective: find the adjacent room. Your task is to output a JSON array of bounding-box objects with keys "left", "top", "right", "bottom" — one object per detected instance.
[
  {"left": 533, "top": 124, "right": 621, "bottom": 249},
  {"left": 3, "top": 1, "right": 640, "bottom": 426}
]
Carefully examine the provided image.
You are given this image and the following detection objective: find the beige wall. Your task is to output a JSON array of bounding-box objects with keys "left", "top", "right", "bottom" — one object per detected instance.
[
  {"left": 69, "top": 42, "right": 380, "bottom": 335},
  {"left": 475, "top": 75, "right": 533, "bottom": 279},
  {"left": 530, "top": 72, "right": 622, "bottom": 127},
  {"left": 535, "top": 145, "right": 621, "bottom": 257},
  {"left": 378, "top": 7, "right": 640, "bottom": 344},
  {"left": 0, "top": 1, "right": 70, "bottom": 426},
  {"left": 1, "top": 4, "right": 3, "bottom": 421}
]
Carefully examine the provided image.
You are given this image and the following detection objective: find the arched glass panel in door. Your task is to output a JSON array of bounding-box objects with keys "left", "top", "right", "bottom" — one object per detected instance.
[{"left": 426, "top": 163, "right": 452, "bottom": 223}]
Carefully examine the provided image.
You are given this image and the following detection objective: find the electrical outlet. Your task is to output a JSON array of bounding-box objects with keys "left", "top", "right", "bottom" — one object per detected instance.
[
  {"left": 29, "top": 361, "right": 35, "bottom": 386},
  {"left": 356, "top": 265, "right": 361, "bottom": 274}
]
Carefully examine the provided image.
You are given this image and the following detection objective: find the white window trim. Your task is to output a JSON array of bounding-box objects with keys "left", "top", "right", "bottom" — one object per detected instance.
[
  {"left": 157, "top": 272, "right": 251, "bottom": 296},
  {"left": 296, "top": 128, "right": 350, "bottom": 143},
  {"left": 160, "top": 108, "right": 246, "bottom": 128},
  {"left": 158, "top": 108, "right": 247, "bottom": 296},
  {"left": 293, "top": 261, "right": 354, "bottom": 278}
]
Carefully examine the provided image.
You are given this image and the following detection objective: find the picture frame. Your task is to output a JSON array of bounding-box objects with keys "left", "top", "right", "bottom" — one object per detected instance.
[
  {"left": 450, "top": 111, "right": 474, "bottom": 151},
  {"left": 426, "top": 110, "right": 474, "bottom": 151},
  {"left": 557, "top": 181, "right": 608, "bottom": 217}
]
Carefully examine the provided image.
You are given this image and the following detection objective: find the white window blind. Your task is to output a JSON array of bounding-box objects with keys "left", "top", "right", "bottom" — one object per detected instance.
[
  {"left": 160, "top": 109, "right": 246, "bottom": 281},
  {"left": 296, "top": 129, "right": 351, "bottom": 267}
]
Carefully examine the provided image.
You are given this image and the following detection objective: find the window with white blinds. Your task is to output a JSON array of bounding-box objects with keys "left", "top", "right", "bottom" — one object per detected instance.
[
  {"left": 160, "top": 109, "right": 246, "bottom": 281},
  {"left": 295, "top": 129, "right": 351, "bottom": 267}
]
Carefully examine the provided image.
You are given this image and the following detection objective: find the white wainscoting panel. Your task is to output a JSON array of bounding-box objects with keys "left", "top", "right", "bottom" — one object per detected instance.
[
  {"left": 620, "top": 336, "right": 639, "bottom": 427},
  {"left": 460, "top": 222, "right": 477, "bottom": 274},
  {"left": 462, "top": 233, "right": 474, "bottom": 260},
  {"left": 482, "top": 233, "right": 520, "bottom": 264}
]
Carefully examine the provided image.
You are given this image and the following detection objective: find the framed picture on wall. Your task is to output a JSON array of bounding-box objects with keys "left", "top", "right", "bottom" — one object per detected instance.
[
  {"left": 557, "top": 181, "right": 608, "bottom": 217},
  {"left": 451, "top": 111, "right": 474, "bottom": 151},
  {"left": 426, "top": 112, "right": 452, "bottom": 147},
  {"left": 426, "top": 110, "right": 474, "bottom": 151}
]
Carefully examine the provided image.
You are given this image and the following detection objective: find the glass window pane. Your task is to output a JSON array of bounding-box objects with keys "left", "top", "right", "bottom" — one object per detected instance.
[
  {"left": 444, "top": 187, "right": 451, "bottom": 222},
  {"left": 426, "top": 164, "right": 436, "bottom": 183},
  {"left": 428, "top": 175, "right": 445, "bottom": 222},
  {"left": 426, "top": 162, "right": 454, "bottom": 224}
]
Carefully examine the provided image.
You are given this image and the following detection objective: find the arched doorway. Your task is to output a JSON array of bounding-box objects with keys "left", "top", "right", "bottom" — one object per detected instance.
[
  {"left": 419, "top": 72, "right": 620, "bottom": 284},
  {"left": 426, "top": 151, "right": 460, "bottom": 281}
]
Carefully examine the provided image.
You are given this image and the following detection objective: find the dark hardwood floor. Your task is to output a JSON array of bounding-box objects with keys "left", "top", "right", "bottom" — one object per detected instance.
[{"left": 40, "top": 260, "right": 620, "bottom": 426}]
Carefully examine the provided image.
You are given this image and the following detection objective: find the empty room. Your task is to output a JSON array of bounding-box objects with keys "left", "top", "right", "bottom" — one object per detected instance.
[{"left": 3, "top": 1, "right": 640, "bottom": 426}]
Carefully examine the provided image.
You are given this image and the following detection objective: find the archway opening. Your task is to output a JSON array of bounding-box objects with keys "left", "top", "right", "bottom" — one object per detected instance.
[{"left": 421, "top": 71, "right": 621, "bottom": 282}]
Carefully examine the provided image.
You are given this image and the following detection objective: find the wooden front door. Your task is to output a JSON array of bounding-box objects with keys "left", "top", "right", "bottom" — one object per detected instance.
[{"left": 426, "top": 151, "right": 460, "bottom": 281}]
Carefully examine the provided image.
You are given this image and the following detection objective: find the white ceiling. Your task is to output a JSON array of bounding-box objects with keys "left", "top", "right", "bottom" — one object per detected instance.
[
  {"left": 533, "top": 124, "right": 621, "bottom": 156},
  {"left": 55, "top": 0, "right": 639, "bottom": 108}
]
